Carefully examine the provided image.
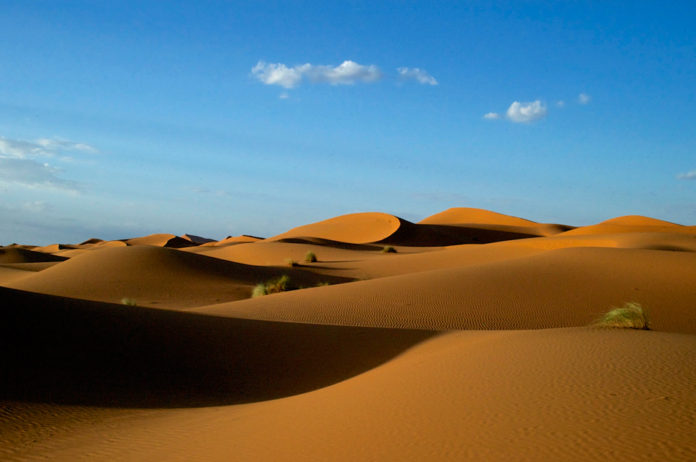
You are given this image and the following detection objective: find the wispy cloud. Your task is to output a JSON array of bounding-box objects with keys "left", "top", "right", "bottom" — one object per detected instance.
[
  {"left": 0, "top": 158, "right": 79, "bottom": 191},
  {"left": 506, "top": 100, "right": 547, "bottom": 123},
  {"left": 483, "top": 112, "right": 501, "bottom": 120},
  {"left": 0, "top": 136, "right": 98, "bottom": 159},
  {"left": 252, "top": 60, "right": 382, "bottom": 88},
  {"left": 556, "top": 100, "right": 566, "bottom": 108},
  {"left": 578, "top": 93, "right": 591, "bottom": 104},
  {"left": 0, "top": 135, "right": 97, "bottom": 191},
  {"left": 397, "top": 67, "right": 438, "bottom": 85},
  {"left": 677, "top": 170, "right": 696, "bottom": 180}
]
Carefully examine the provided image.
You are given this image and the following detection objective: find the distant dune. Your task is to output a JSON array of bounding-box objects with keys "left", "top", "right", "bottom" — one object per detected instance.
[{"left": 1, "top": 207, "right": 695, "bottom": 461}]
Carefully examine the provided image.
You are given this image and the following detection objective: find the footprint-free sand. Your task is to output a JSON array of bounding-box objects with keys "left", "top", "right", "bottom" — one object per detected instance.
[{"left": 2, "top": 208, "right": 695, "bottom": 461}]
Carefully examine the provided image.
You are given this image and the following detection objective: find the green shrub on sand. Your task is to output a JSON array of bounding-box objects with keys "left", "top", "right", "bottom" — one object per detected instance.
[
  {"left": 252, "top": 275, "right": 292, "bottom": 297},
  {"left": 594, "top": 302, "right": 649, "bottom": 330}
]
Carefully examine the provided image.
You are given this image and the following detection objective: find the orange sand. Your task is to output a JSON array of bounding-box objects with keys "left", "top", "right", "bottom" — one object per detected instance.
[{"left": 1, "top": 208, "right": 695, "bottom": 461}]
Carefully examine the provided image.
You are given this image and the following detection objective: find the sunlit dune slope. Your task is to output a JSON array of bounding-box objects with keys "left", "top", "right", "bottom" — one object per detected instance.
[
  {"left": 419, "top": 207, "right": 573, "bottom": 236},
  {"left": 136, "top": 328, "right": 694, "bottom": 462},
  {"left": 202, "top": 235, "right": 264, "bottom": 246},
  {"left": 5, "top": 245, "right": 349, "bottom": 308},
  {"left": 124, "top": 233, "right": 195, "bottom": 248},
  {"left": 0, "top": 266, "right": 36, "bottom": 285},
  {"left": 6, "top": 327, "right": 695, "bottom": 461},
  {"left": 561, "top": 215, "right": 696, "bottom": 236},
  {"left": 269, "top": 212, "right": 402, "bottom": 244},
  {"left": 0, "top": 247, "right": 67, "bottom": 264},
  {"left": 269, "top": 211, "right": 553, "bottom": 247},
  {"left": 0, "top": 286, "right": 434, "bottom": 407},
  {"left": 196, "top": 246, "right": 696, "bottom": 334},
  {"left": 420, "top": 207, "right": 539, "bottom": 226}
]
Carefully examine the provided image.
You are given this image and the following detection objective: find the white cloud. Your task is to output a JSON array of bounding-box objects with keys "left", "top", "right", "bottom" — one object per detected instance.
[
  {"left": 251, "top": 61, "right": 306, "bottom": 89},
  {"left": 677, "top": 170, "right": 696, "bottom": 180},
  {"left": 0, "top": 136, "right": 97, "bottom": 159},
  {"left": 36, "top": 138, "right": 98, "bottom": 154},
  {"left": 252, "top": 60, "right": 382, "bottom": 88},
  {"left": 483, "top": 112, "right": 501, "bottom": 120},
  {"left": 397, "top": 67, "right": 438, "bottom": 85},
  {"left": 279, "top": 92, "right": 290, "bottom": 100},
  {"left": 308, "top": 60, "right": 381, "bottom": 85},
  {"left": 578, "top": 93, "right": 591, "bottom": 104},
  {"left": 556, "top": 100, "right": 566, "bottom": 108},
  {"left": 0, "top": 158, "right": 78, "bottom": 191},
  {"left": 0, "top": 135, "right": 96, "bottom": 191},
  {"left": 506, "top": 100, "right": 547, "bottom": 123}
]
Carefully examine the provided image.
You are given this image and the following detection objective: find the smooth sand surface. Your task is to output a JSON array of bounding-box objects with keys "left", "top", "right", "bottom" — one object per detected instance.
[
  {"left": 3, "top": 326, "right": 694, "bottom": 461},
  {"left": 1, "top": 208, "right": 695, "bottom": 461},
  {"left": 5, "top": 245, "right": 350, "bottom": 308}
]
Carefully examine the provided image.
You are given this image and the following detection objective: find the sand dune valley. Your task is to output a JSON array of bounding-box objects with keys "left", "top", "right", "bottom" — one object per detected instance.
[{"left": 2, "top": 207, "right": 696, "bottom": 461}]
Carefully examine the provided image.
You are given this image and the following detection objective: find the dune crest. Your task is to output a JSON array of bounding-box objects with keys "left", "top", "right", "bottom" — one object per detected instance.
[
  {"left": 420, "top": 207, "right": 538, "bottom": 226},
  {"left": 2, "top": 207, "right": 696, "bottom": 461},
  {"left": 600, "top": 215, "right": 682, "bottom": 227},
  {"left": 5, "top": 245, "right": 349, "bottom": 308},
  {"left": 269, "top": 212, "right": 402, "bottom": 244}
]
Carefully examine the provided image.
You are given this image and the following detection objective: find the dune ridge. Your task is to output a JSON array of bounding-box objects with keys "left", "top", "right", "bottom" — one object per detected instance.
[
  {"left": 2, "top": 207, "right": 696, "bottom": 461},
  {"left": 6, "top": 245, "right": 350, "bottom": 308}
]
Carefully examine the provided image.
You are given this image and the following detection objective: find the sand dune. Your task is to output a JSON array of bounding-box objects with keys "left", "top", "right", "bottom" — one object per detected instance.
[
  {"left": 201, "top": 234, "right": 264, "bottom": 246},
  {"left": 562, "top": 215, "right": 696, "bottom": 236},
  {"left": 0, "top": 247, "right": 67, "bottom": 264},
  {"left": 0, "top": 266, "right": 36, "bottom": 285},
  {"left": 269, "top": 212, "right": 402, "bottom": 244},
  {"left": 3, "top": 326, "right": 694, "bottom": 461},
  {"left": 5, "top": 245, "right": 349, "bottom": 308},
  {"left": 182, "top": 233, "right": 216, "bottom": 245},
  {"left": 601, "top": 215, "right": 682, "bottom": 226},
  {"left": 419, "top": 206, "right": 539, "bottom": 226},
  {"left": 196, "top": 246, "right": 696, "bottom": 334},
  {"left": 0, "top": 286, "right": 434, "bottom": 407},
  {"left": 269, "top": 211, "right": 551, "bottom": 247},
  {"left": 2, "top": 208, "right": 696, "bottom": 461},
  {"left": 123, "top": 233, "right": 195, "bottom": 248}
]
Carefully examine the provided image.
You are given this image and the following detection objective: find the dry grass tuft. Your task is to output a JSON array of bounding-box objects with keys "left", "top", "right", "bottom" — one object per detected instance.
[
  {"left": 594, "top": 302, "right": 650, "bottom": 330},
  {"left": 252, "top": 275, "right": 292, "bottom": 297}
]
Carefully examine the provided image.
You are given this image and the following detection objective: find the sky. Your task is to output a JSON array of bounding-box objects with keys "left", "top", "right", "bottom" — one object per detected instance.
[{"left": 1, "top": 1, "right": 695, "bottom": 244}]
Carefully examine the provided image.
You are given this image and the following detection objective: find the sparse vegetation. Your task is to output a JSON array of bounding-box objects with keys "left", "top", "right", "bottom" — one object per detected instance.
[
  {"left": 121, "top": 297, "right": 137, "bottom": 306},
  {"left": 316, "top": 281, "right": 330, "bottom": 287},
  {"left": 252, "top": 283, "right": 268, "bottom": 298},
  {"left": 305, "top": 251, "right": 317, "bottom": 263},
  {"left": 252, "top": 274, "right": 293, "bottom": 297},
  {"left": 594, "top": 302, "right": 650, "bottom": 330},
  {"left": 285, "top": 258, "right": 298, "bottom": 267},
  {"left": 381, "top": 245, "right": 397, "bottom": 253}
]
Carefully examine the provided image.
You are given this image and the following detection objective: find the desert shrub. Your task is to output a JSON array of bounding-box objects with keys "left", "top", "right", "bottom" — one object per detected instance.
[
  {"left": 121, "top": 297, "right": 137, "bottom": 306},
  {"left": 316, "top": 281, "right": 330, "bottom": 287},
  {"left": 381, "top": 245, "right": 397, "bottom": 253},
  {"left": 305, "top": 251, "right": 317, "bottom": 263},
  {"left": 285, "top": 258, "right": 298, "bottom": 267},
  {"left": 252, "top": 283, "right": 268, "bottom": 298},
  {"left": 594, "top": 302, "right": 649, "bottom": 330},
  {"left": 252, "top": 275, "right": 292, "bottom": 297}
]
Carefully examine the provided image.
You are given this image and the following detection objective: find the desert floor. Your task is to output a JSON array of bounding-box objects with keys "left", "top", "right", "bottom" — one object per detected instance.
[{"left": 2, "top": 208, "right": 695, "bottom": 461}]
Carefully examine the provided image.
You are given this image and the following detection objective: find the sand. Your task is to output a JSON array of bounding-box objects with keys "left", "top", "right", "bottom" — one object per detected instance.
[{"left": 1, "top": 208, "right": 695, "bottom": 461}]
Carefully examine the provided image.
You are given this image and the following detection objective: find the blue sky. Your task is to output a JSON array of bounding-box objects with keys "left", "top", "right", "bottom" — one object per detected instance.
[{"left": 1, "top": 1, "right": 695, "bottom": 244}]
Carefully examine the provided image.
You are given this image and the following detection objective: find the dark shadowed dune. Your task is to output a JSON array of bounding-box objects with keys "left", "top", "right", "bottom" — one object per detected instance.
[{"left": 0, "top": 286, "right": 435, "bottom": 407}]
